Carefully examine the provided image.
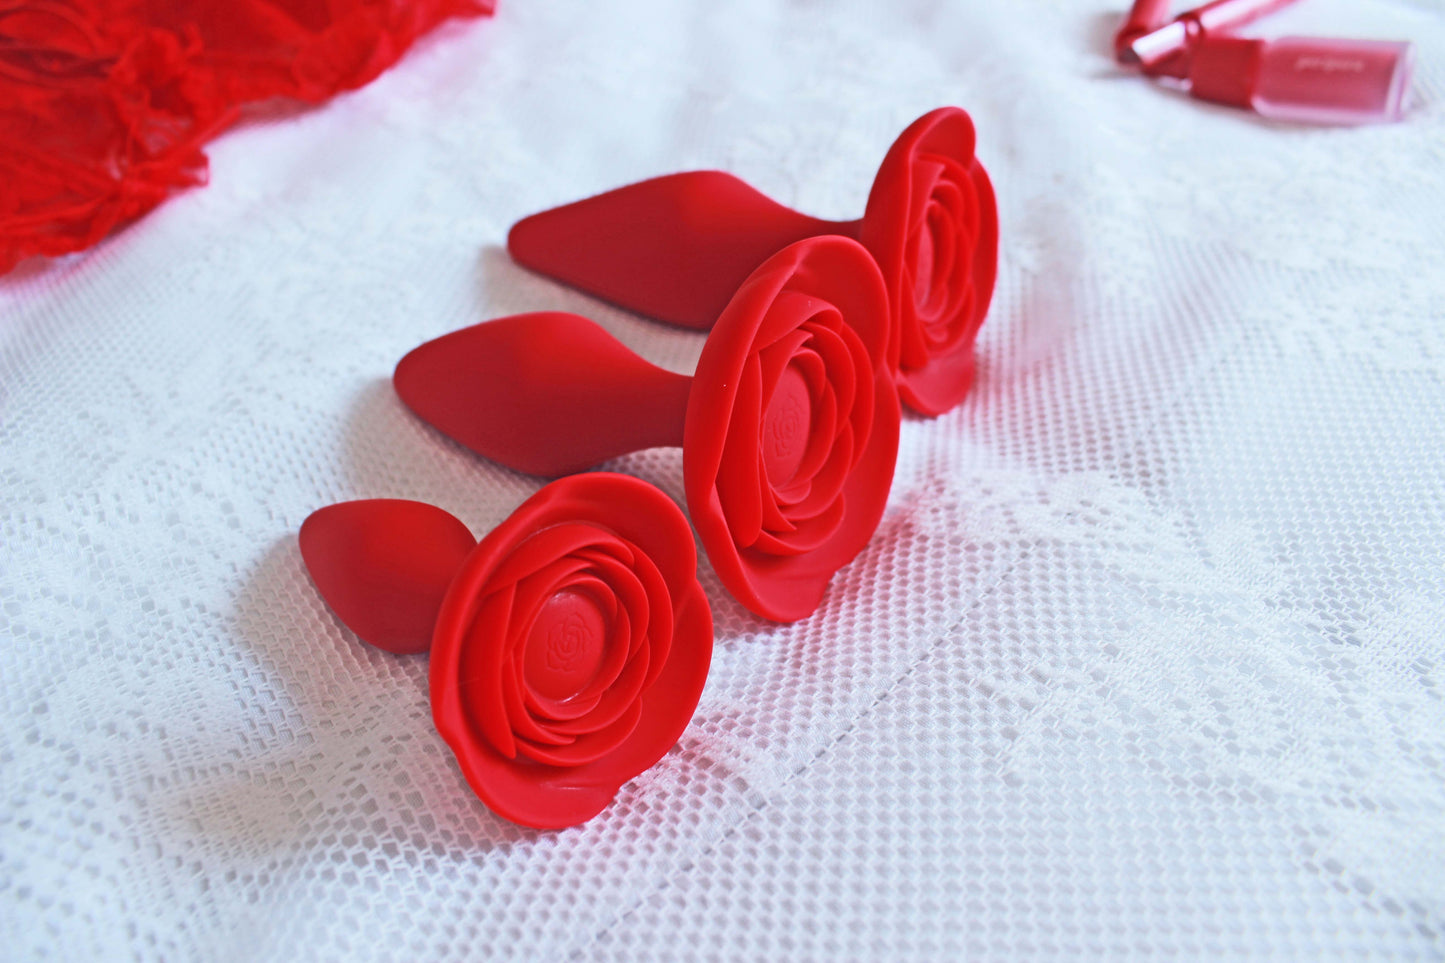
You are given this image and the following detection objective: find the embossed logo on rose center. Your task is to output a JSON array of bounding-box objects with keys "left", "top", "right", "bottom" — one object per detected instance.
[
  {"left": 545, "top": 611, "right": 590, "bottom": 672},
  {"left": 770, "top": 392, "right": 805, "bottom": 461}
]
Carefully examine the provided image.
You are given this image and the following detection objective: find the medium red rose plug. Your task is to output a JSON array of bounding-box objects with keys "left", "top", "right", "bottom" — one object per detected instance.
[
  {"left": 394, "top": 235, "right": 900, "bottom": 623},
  {"left": 299, "top": 473, "right": 713, "bottom": 830},
  {"left": 507, "top": 106, "right": 998, "bottom": 416}
]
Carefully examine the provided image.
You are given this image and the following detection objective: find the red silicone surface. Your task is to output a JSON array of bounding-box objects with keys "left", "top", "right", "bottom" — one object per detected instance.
[
  {"left": 506, "top": 106, "right": 998, "bottom": 416},
  {"left": 394, "top": 236, "right": 900, "bottom": 622},
  {"left": 297, "top": 474, "right": 714, "bottom": 830},
  {"left": 509, "top": 171, "right": 843, "bottom": 332},
  {"left": 395, "top": 312, "right": 693, "bottom": 478},
  {"left": 683, "top": 235, "right": 899, "bottom": 621},
  {"left": 299, "top": 499, "right": 478, "bottom": 655}
]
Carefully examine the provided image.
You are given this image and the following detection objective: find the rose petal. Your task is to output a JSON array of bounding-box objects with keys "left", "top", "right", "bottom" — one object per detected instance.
[
  {"left": 506, "top": 556, "right": 609, "bottom": 736},
  {"left": 567, "top": 475, "right": 698, "bottom": 605},
  {"left": 502, "top": 642, "right": 575, "bottom": 748},
  {"left": 488, "top": 523, "right": 623, "bottom": 590},
  {"left": 538, "top": 544, "right": 665, "bottom": 736},
  {"left": 584, "top": 589, "right": 662, "bottom": 720},
  {"left": 801, "top": 321, "right": 859, "bottom": 426},
  {"left": 908, "top": 157, "right": 946, "bottom": 235},
  {"left": 896, "top": 154, "right": 949, "bottom": 370},
  {"left": 715, "top": 353, "right": 766, "bottom": 548},
  {"left": 754, "top": 497, "right": 846, "bottom": 556},
  {"left": 756, "top": 326, "right": 812, "bottom": 397},
  {"left": 499, "top": 594, "right": 569, "bottom": 744},
  {"left": 924, "top": 197, "right": 962, "bottom": 319},
  {"left": 761, "top": 342, "right": 834, "bottom": 499},
  {"left": 517, "top": 696, "right": 644, "bottom": 767},
  {"left": 456, "top": 585, "right": 520, "bottom": 760},
  {"left": 573, "top": 539, "right": 683, "bottom": 731},
  {"left": 759, "top": 485, "right": 796, "bottom": 537},
  {"left": 897, "top": 272, "right": 931, "bottom": 368},
  {"left": 575, "top": 539, "right": 634, "bottom": 571},
  {"left": 914, "top": 151, "right": 981, "bottom": 354},
  {"left": 755, "top": 289, "right": 827, "bottom": 349},
  {"left": 628, "top": 545, "right": 675, "bottom": 690},
  {"left": 838, "top": 321, "right": 877, "bottom": 458},
  {"left": 571, "top": 555, "right": 650, "bottom": 698},
  {"left": 912, "top": 213, "right": 938, "bottom": 309},
  {"left": 781, "top": 425, "right": 854, "bottom": 524},
  {"left": 924, "top": 151, "right": 977, "bottom": 221},
  {"left": 800, "top": 328, "right": 868, "bottom": 473},
  {"left": 508, "top": 554, "right": 595, "bottom": 635},
  {"left": 920, "top": 202, "right": 957, "bottom": 323},
  {"left": 783, "top": 349, "right": 839, "bottom": 497}
]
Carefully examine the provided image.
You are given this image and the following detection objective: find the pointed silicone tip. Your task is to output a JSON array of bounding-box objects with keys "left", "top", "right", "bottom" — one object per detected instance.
[
  {"left": 393, "top": 316, "right": 574, "bottom": 476},
  {"left": 395, "top": 313, "right": 692, "bottom": 477},
  {"left": 299, "top": 500, "right": 477, "bottom": 655},
  {"left": 508, "top": 172, "right": 836, "bottom": 330}
]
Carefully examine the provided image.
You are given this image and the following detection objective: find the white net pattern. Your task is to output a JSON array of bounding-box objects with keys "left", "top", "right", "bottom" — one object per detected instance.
[{"left": 2, "top": 0, "right": 1443, "bottom": 959}]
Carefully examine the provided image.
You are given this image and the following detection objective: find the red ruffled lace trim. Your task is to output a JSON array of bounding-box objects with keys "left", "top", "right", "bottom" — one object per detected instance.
[{"left": 0, "top": 0, "right": 493, "bottom": 274}]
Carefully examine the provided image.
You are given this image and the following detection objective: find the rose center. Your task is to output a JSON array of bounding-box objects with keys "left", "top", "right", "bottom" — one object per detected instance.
[
  {"left": 912, "top": 218, "right": 937, "bottom": 307},
  {"left": 762, "top": 365, "right": 812, "bottom": 485},
  {"left": 523, "top": 590, "right": 608, "bottom": 702}
]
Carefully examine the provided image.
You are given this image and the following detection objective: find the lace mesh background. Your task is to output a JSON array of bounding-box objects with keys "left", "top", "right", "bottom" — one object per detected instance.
[{"left": 3, "top": 0, "right": 1443, "bottom": 959}]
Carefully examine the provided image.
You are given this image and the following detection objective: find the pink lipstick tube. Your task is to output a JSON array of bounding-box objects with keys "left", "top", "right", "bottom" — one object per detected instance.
[{"left": 1189, "top": 35, "right": 1415, "bottom": 123}]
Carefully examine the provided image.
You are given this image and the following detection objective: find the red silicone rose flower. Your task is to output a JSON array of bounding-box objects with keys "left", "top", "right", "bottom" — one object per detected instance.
[
  {"left": 684, "top": 235, "right": 900, "bottom": 620},
  {"left": 430, "top": 475, "right": 712, "bottom": 829},
  {"left": 300, "top": 473, "right": 713, "bottom": 830},
  {"left": 858, "top": 106, "right": 999, "bottom": 416}
]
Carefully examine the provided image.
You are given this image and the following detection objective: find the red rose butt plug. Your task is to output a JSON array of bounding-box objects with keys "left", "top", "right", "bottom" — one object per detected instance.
[
  {"left": 395, "top": 236, "right": 900, "bottom": 623},
  {"left": 507, "top": 106, "right": 998, "bottom": 416},
  {"left": 299, "top": 474, "right": 713, "bottom": 830}
]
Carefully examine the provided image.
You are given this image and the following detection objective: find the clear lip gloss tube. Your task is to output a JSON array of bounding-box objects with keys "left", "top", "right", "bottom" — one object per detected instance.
[{"left": 1187, "top": 34, "right": 1415, "bottom": 124}]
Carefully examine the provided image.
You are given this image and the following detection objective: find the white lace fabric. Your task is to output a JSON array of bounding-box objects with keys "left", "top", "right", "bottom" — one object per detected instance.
[{"left": 2, "top": 1, "right": 1443, "bottom": 959}]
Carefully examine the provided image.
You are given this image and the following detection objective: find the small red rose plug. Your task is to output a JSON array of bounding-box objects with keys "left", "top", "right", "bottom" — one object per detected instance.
[
  {"left": 394, "top": 236, "right": 900, "bottom": 623},
  {"left": 298, "top": 473, "right": 713, "bottom": 830},
  {"left": 507, "top": 106, "right": 998, "bottom": 416}
]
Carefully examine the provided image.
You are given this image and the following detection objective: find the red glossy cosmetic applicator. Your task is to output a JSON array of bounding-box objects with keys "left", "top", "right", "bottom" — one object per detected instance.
[
  {"left": 507, "top": 107, "right": 998, "bottom": 416},
  {"left": 1118, "top": 0, "right": 1298, "bottom": 69}
]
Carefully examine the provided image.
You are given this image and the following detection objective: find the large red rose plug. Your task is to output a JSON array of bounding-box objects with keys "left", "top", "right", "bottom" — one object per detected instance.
[
  {"left": 298, "top": 473, "right": 713, "bottom": 830},
  {"left": 394, "top": 235, "right": 900, "bottom": 623},
  {"left": 506, "top": 106, "right": 998, "bottom": 416}
]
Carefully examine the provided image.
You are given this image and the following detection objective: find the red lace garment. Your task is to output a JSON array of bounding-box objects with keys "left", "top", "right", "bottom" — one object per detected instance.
[{"left": 0, "top": 0, "right": 494, "bottom": 274}]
